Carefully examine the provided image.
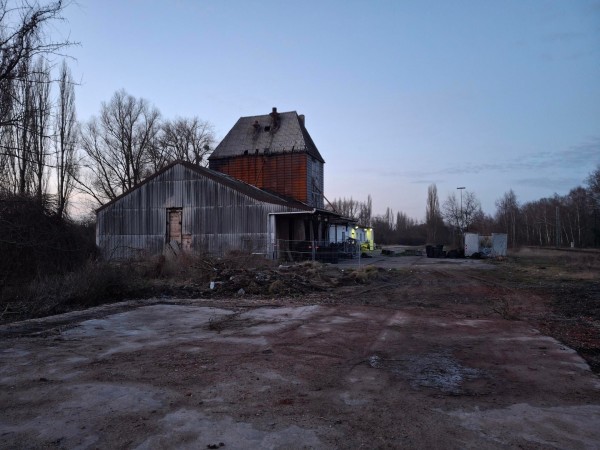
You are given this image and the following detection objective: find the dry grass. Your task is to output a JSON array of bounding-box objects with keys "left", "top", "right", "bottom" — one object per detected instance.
[
  {"left": 486, "top": 247, "right": 600, "bottom": 372},
  {"left": 491, "top": 294, "right": 522, "bottom": 320},
  {"left": 0, "top": 261, "right": 146, "bottom": 320},
  {"left": 502, "top": 248, "right": 600, "bottom": 283},
  {"left": 1, "top": 252, "right": 382, "bottom": 322}
]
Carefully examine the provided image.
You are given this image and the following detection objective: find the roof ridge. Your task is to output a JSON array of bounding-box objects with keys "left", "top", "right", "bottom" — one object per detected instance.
[{"left": 209, "top": 110, "right": 324, "bottom": 163}]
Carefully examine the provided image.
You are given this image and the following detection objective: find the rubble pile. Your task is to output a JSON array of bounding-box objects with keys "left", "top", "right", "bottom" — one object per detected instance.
[
  {"left": 200, "top": 261, "right": 387, "bottom": 297},
  {"left": 146, "top": 252, "right": 390, "bottom": 299}
]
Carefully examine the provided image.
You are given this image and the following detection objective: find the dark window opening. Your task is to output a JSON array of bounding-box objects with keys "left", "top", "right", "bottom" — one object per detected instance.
[{"left": 264, "top": 126, "right": 271, "bottom": 132}]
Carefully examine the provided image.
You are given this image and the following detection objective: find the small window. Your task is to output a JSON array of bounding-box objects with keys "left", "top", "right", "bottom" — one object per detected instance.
[{"left": 264, "top": 126, "right": 271, "bottom": 132}]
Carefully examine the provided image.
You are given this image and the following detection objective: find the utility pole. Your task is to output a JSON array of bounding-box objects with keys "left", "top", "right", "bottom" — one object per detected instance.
[
  {"left": 457, "top": 186, "right": 466, "bottom": 251},
  {"left": 555, "top": 206, "right": 560, "bottom": 248},
  {"left": 457, "top": 187, "right": 465, "bottom": 231}
]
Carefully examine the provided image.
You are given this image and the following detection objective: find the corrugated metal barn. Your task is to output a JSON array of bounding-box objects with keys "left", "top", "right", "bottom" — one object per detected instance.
[
  {"left": 96, "top": 108, "right": 341, "bottom": 260},
  {"left": 96, "top": 161, "right": 335, "bottom": 260}
]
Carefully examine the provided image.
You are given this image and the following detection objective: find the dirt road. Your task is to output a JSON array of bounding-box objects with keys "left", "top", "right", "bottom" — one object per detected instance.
[{"left": 1, "top": 258, "right": 599, "bottom": 449}]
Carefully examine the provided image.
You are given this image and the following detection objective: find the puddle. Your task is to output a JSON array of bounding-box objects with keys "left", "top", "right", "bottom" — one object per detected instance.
[
  {"left": 340, "top": 392, "right": 368, "bottom": 406},
  {"left": 368, "top": 352, "right": 482, "bottom": 394}
]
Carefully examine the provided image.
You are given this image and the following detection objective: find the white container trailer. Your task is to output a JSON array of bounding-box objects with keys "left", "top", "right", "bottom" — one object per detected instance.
[
  {"left": 464, "top": 232, "right": 507, "bottom": 257},
  {"left": 464, "top": 233, "right": 480, "bottom": 257}
]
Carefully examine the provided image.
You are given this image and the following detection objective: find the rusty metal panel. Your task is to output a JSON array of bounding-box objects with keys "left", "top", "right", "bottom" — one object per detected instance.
[{"left": 209, "top": 153, "right": 309, "bottom": 204}]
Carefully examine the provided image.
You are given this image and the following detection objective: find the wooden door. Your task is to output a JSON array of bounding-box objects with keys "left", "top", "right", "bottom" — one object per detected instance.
[{"left": 168, "top": 209, "right": 182, "bottom": 243}]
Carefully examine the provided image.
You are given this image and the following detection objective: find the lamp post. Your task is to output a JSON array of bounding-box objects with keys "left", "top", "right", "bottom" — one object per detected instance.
[{"left": 457, "top": 187, "right": 465, "bottom": 231}]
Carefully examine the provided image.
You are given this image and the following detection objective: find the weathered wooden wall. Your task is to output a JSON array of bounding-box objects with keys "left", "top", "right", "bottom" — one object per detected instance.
[{"left": 96, "top": 164, "right": 305, "bottom": 260}]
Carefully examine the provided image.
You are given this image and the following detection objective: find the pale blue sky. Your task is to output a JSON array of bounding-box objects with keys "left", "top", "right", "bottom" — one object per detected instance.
[{"left": 61, "top": 0, "right": 600, "bottom": 219}]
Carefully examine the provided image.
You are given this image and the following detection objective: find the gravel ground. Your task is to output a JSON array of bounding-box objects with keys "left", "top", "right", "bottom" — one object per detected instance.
[{"left": 1, "top": 253, "right": 599, "bottom": 449}]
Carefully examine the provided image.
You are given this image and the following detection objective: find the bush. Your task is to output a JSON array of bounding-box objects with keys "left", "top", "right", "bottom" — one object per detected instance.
[
  {"left": 341, "top": 265, "right": 382, "bottom": 284},
  {"left": 1, "top": 261, "right": 146, "bottom": 319},
  {"left": 0, "top": 193, "right": 96, "bottom": 288}
]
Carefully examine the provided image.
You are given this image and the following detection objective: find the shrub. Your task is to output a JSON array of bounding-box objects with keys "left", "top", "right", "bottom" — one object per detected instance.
[
  {"left": 1, "top": 261, "right": 144, "bottom": 319},
  {"left": 0, "top": 193, "right": 96, "bottom": 289}
]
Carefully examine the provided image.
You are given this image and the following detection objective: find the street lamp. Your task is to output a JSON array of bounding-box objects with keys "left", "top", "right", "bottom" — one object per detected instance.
[{"left": 457, "top": 187, "right": 465, "bottom": 231}]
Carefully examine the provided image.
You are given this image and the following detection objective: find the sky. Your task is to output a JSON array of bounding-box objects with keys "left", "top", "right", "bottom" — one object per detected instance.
[{"left": 58, "top": 0, "right": 600, "bottom": 220}]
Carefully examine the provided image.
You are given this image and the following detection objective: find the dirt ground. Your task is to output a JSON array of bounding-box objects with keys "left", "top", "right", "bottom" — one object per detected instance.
[{"left": 1, "top": 249, "right": 599, "bottom": 449}]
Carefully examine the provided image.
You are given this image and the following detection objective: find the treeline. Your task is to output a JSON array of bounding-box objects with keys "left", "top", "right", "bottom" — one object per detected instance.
[
  {"left": 78, "top": 91, "right": 215, "bottom": 205},
  {"left": 3, "top": 1, "right": 600, "bottom": 255},
  {"left": 330, "top": 165, "right": 600, "bottom": 248},
  {"left": 496, "top": 175, "right": 600, "bottom": 248},
  {"left": 0, "top": 0, "right": 223, "bottom": 307},
  {"left": 1, "top": 1, "right": 76, "bottom": 217},
  {"left": 0, "top": 193, "right": 96, "bottom": 287},
  {"left": 1, "top": 72, "right": 216, "bottom": 212},
  {"left": 1, "top": 1, "right": 216, "bottom": 215}
]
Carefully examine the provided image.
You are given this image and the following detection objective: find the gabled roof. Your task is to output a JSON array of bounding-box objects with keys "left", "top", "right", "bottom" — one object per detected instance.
[
  {"left": 209, "top": 110, "right": 325, "bottom": 163},
  {"left": 95, "top": 160, "right": 317, "bottom": 213}
]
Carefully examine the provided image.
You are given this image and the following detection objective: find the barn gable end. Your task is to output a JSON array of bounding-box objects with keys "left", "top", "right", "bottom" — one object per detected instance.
[{"left": 96, "top": 161, "right": 311, "bottom": 260}]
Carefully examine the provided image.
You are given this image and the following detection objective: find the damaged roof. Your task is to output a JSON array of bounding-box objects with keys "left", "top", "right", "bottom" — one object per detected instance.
[{"left": 209, "top": 109, "right": 325, "bottom": 163}]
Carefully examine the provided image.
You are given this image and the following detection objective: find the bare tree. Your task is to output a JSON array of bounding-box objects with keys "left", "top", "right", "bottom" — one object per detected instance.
[
  {"left": 470, "top": 209, "right": 495, "bottom": 234},
  {"left": 495, "top": 189, "right": 519, "bottom": 247},
  {"left": 0, "top": 125, "right": 11, "bottom": 190},
  {"left": 54, "top": 59, "right": 77, "bottom": 217},
  {"left": 382, "top": 207, "right": 395, "bottom": 228},
  {"left": 396, "top": 211, "right": 417, "bottom": 232},
  {"left": 80, "top": 90, "right": 161, "bottom": 203},
  {"left": 0, "top": 58, "right": 23, "bottom": 193},
  {"left": 425, "top": 183, "right": 441, "bottom": 243},
  {"left": 587, "top": 165, "right": 600, "bottom": 203},
  {"left": 586, "top": 165, "right": 600, "bottom": 246},
  {"left": 357, "top": 194, "right": 372, "bottom": 226},
  {"left": 154, "top": 117, "right": 214, "bottom": 170},
  {"left": 14, "top": 55, "right": 35, "bottom": 194},
  {"left": 2, "top": 56, "right": 53, "bottom": 197},
  {"left": 30, "top": 56, "right": 51, "bottom": 199},
  {"left": 0, "top": 0, "right": 75, "bottom": 127},
  {"left": 1, "top": 0, "right": 75, "bottom": 200},
  {"left": 442, "top": 190, "right": 481, "bottom": 232},
  {"left": 442, "top": 193, "right": 460, "bottom": 232},
  {"left": 562, "top": 187, "right": 587, "bottom": 247},
  {"left": 328, "top": 196, "right": 361, "bottom": 219}
]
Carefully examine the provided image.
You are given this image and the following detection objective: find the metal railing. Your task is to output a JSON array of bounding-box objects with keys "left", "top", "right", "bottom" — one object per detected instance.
[
  {"left": 109, "top": 237, "right": 365, "bottom": 263},
  {"left": 273, "top": 239, "right": 361, "bottom": 263}
]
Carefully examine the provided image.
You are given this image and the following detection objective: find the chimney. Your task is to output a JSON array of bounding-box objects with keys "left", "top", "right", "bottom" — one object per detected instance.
[
  {"left": 298, "top": 114, "right": 305, "bottom": 126},
  {"left": 270, "top": 107, "right": 281, "bottom": 130}
]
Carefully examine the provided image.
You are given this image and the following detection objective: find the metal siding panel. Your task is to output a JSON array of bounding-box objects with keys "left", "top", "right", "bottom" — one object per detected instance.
[{"left": 97, "top": 163, "right": 306, "bottom": 259}]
